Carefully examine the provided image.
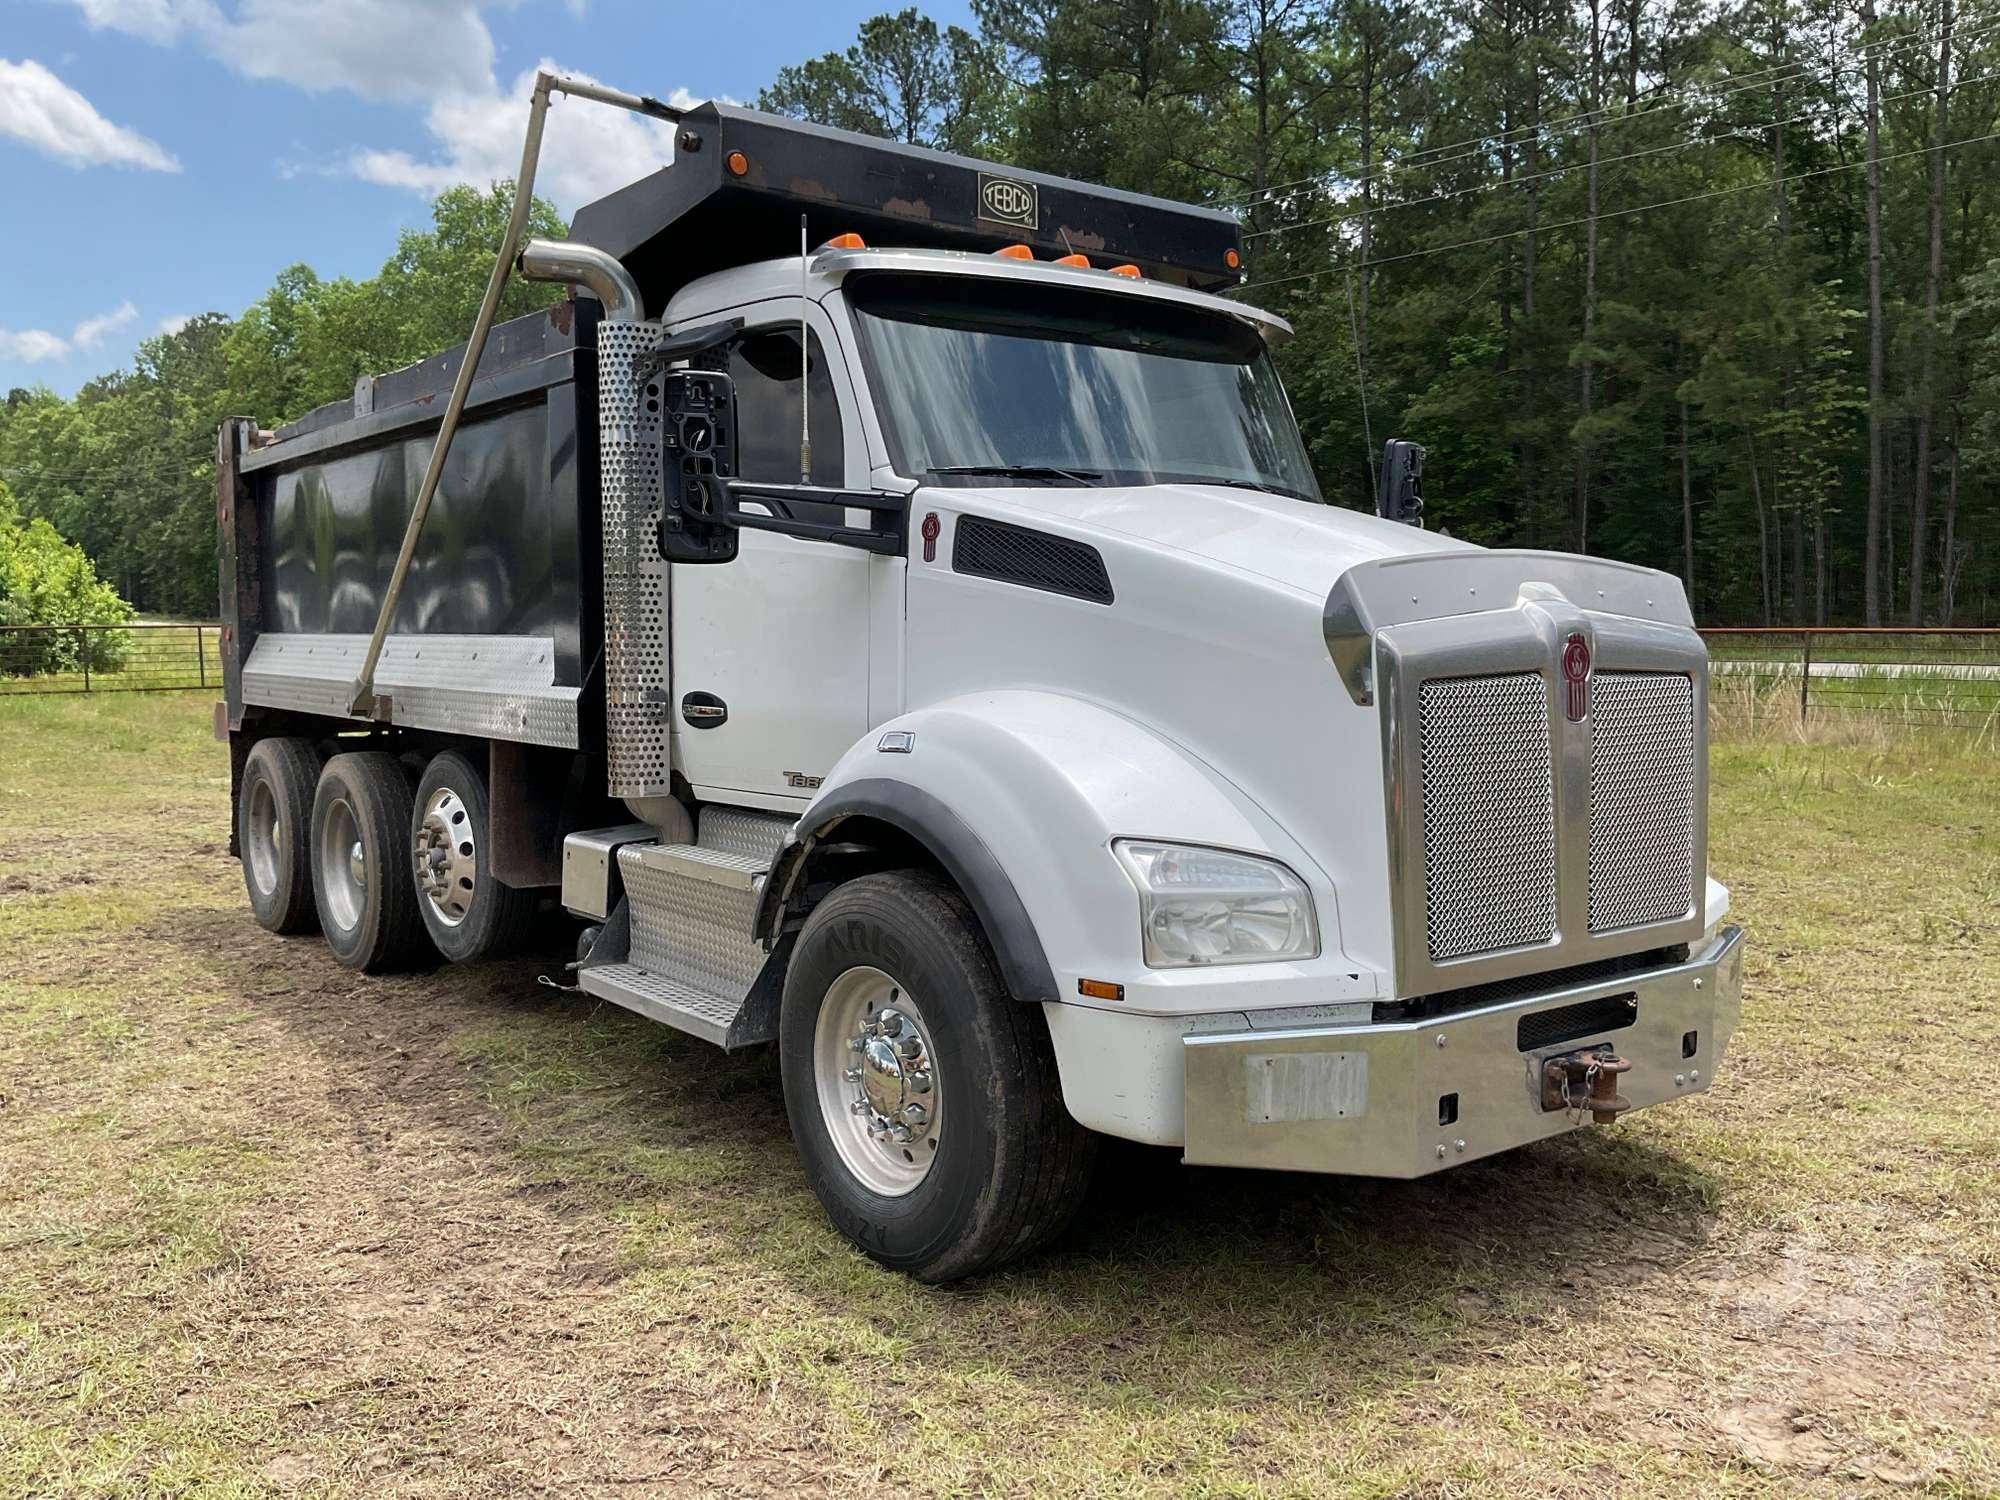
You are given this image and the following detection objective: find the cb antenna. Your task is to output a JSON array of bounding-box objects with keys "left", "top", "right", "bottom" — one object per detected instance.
[{"left": 799, "top": 215, "right": 812, "bottom": 485}]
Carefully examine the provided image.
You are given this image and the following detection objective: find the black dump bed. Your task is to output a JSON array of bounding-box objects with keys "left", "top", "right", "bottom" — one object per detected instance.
[{"left": 215, "top": 300, "right": 600, "bottom": 732}]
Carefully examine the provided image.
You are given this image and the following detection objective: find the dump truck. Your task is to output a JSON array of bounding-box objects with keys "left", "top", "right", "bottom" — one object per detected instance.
[{"left": 216, "top": 90, "right": 1745, "bottom": 1282}]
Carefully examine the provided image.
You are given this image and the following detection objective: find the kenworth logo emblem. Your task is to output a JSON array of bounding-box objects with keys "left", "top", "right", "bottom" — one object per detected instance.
[
  {"left": 1562, "top": 632, "right": 1592, "bottom": 721},
  {"left": 978, "top": 172, "right": 1038, "bottom": 228}
]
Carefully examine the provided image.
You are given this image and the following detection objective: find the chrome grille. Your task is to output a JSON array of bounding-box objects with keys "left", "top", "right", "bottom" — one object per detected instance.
[
  {"left": 1418, "top": 673, "right": 1558, "bottom": 961},
  {"left": 1588, "top": 671, "right": 1696, "bottom": 932}
]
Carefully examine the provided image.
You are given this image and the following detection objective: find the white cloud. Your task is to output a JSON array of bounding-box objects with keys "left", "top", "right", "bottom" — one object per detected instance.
[
  {"left": 0, "top": 58, "right": 179, "bottom": 171},
  {"left": 0, "top": 302, "right": 142, "bottom": 364},
  {"left": 51, "top": 0, "right": 705, "bottom": 210},
  {"left": 0, "top": 328, "right": 74, "bottom": 364},
  {"left": 60, "top": 0, "right": 496, "bottom": 101},
  {"left": 157, "top": 313, "right": 193, "bottom": 336},
  {"left": 72, "top": 301, "right": 138, "bottom": 350},
  {"left": 346, "top": 66, "right": 696, "bottom": 213}
]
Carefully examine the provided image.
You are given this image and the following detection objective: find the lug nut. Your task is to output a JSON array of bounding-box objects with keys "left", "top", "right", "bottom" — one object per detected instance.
[
  {"left": 845, "top": 1067, "right": 862, "bottom": 1083},
  {"left": 903, "top": 1103, "right": 928, "bottom": 1126},
  {"left": 847, "top": 1036, "right": 864, "bottom": 1052},
  {"left": 907, "top": 1070, "right": 932, "bottom": 1094},
  {"left": 877, "top": 1010, "right": 903, "bottom": 1037},
  {"left": 890, "top": 1123, "right": 913, "bottom": 1144},
  {"left": 897, "top": 1035, "right": 923, "bottom": 1060},
  {"left": 850, "top": 1099, "right": 872, "bottom": 1115}
]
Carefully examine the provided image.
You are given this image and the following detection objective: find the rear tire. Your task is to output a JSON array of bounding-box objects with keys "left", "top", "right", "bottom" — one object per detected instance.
[
  {"left": 310, "top": 751, "right": 428, "bottom": 973},
  {"left": 237, "top": 736, "right": 320, "bottom": 935},
  {"left": 411, "top": 749, "right": 538, "bottom": 963},
  {"left": 778, "top": 871, "right": 1096, "bottom": 1282}
]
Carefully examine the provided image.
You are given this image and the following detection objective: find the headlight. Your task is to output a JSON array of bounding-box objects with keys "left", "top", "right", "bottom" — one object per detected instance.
[{"left": 1112, "top": 840, "right": 1319, "bottom": 968}]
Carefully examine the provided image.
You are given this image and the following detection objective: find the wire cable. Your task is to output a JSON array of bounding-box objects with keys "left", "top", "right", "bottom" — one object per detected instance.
[{"left": 1234, "top": 125, "right": 2000, "bottom": 295}]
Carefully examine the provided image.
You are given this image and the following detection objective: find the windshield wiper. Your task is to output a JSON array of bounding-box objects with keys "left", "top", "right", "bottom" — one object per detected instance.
[
  {"left": 1153, "top": 473, "right": 1321, "bottom": 504},
  {"left": 927, "top": 464, "right": 1103, "bottom": 487}
]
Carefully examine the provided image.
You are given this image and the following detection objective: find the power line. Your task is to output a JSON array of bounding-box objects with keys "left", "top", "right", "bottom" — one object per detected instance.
[
  {"left": 1218, "top": 10, "right": 2000, "bottom": 210},
  {"left": 1234, "top": 125, "right": 2000, "bottom": 295},
  {"left": 1244, "top": 63, "right": 2000, "bottom": 245}
]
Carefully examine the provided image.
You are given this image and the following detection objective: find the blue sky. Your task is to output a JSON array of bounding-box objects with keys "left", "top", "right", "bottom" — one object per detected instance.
[{"left": 0, "top": 0, "right": 974, "bottom": 396}]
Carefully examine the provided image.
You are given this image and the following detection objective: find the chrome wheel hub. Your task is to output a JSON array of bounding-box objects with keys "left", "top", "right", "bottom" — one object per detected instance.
[
  {"left": 813, "top": 967, "right": 941, "bottom": 1196},
  {"left": 413, "top": 786, "right": 476, "bottom": 927},
  {"left": 244, "top": 779, "right": 281, "bottom": 895},
  {"left": 315, "top": 796, "right": 365, "bottom": 933}
]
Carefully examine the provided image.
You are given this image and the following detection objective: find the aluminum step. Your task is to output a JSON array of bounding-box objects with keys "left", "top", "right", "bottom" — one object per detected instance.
[
  {"left": 576, "top": 963, "right": 747, "bottom": 1048},
  {"left": 575, "top": 808, "right": 795, "bottom": 1051}
]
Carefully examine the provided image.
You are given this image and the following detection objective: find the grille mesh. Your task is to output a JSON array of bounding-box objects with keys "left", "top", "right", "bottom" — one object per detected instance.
[
  {"left": 1419, "top": 673, "right": 1558, "bottom": 961},
  {"left": 1588, "top": 671, "right": 1697, "bottom": 932},
  {"left": 953, "top": 515, "right": 1113, "bottom": 603}
]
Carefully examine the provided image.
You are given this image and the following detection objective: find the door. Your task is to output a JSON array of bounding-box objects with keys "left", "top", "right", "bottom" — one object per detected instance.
[{"left": 669, "top": 303, "right": 878, "bottom": 804}]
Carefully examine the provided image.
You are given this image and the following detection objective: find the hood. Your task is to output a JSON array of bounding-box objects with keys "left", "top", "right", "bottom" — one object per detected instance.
[{"left": 924, "top": 482, "right": 1475, "bottom": 598}]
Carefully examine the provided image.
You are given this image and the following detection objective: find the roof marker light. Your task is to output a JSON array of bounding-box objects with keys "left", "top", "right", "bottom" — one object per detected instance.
[
  {"left": 821, "top": 232, "right": 866, "bottom": 250},
  {"left": 1108, "top": 263, "right": 1142, "bottom": 279},
  {"left": 1225, "top": 248, "right": 1241, "bottom": 269},
  {"left": 725, "top": 150, "right": 750, "bottom": 177},
  {"left": 1054, "top": 253, "right": 1090, "bottom": 268},
  {"left": 994, "top": 244, "right": 1035, "bottom": 260}
]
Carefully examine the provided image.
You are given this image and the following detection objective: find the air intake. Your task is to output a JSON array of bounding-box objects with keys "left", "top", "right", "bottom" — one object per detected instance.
[{"left": 953, "top": 516, "right": 1114, "bottom": 604}]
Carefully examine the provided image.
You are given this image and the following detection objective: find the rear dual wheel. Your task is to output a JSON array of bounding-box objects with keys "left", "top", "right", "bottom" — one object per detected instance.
[
  {"left": 303, "top": 747, "right": 535, "bottom": 971},
  {"left": 310, "top": 751, "right": 429, "bottom": 973},
  {"left": 410, "top": 750, "right": 537, "bottom": 963}
]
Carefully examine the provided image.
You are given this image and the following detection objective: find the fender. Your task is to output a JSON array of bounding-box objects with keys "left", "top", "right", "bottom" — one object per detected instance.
[
  {"left": 756, "top": 777, "right": 1059, "bottom": 1005},
  {"left": 755, "top": 690, "right": 1342, "bottom": 1007}
]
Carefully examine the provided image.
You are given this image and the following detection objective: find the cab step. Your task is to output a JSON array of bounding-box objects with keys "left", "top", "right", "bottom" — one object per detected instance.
[{"left": 574, "top": 807, "right": 794, "bottom": 1050}]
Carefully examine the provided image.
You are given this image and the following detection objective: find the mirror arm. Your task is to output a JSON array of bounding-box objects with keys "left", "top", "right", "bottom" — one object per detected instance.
[{"left": 723, "top": 482, "right": 908, "bottom": 556}]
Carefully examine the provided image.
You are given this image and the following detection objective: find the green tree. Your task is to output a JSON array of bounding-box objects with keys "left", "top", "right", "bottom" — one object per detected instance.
[{"left": 761, "top": 8, "right": 1006, "bottom": 153}]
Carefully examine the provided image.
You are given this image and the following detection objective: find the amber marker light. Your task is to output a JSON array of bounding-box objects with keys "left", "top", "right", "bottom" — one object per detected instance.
[
  {"left": 1054, "top": 253, "right": 1090, "bottom": 268},
  {"left": 822, "top": 232, "right": 866, "bottom": 249},
  {"left": 994, "top": 244, "right": 1035, "bottom": 259},
  {"left": 1225, "top": 247, "right": 1241, "bottom": 269},
  {"left": 1108, "top": 263, "right": 1142, "bottom": 278},
  {"left": 725, "top": 150, "right": 750, "bottom": 177},
  {"left": 1077, "top": 978, "right": 1125, "bottom": 1002}
]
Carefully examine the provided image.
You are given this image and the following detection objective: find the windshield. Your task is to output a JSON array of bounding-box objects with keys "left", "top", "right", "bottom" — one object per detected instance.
[{"left": 846, "top": 275, "right": 1322, "bottom": 503}]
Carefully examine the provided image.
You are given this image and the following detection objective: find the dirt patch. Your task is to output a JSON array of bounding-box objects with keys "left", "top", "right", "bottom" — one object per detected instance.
[{"left": 113, "top": 908, "right": 873, "bottom": 1496}]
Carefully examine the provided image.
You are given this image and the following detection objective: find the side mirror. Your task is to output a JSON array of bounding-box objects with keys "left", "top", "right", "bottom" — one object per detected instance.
[
  {"left": 654, "top": 369, "right": 740, "bottom": 564},
  {"left": 1375, "top": 438, "right": 1425, "bottom": 528}
]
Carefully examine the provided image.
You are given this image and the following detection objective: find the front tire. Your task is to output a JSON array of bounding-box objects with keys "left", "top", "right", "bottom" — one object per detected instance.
[
  {"left": 778, "top": 871, "right": 1096, "bottom": 1282},
  {"left": 310, "top": 751, "right": 428, "bottom": 973},
  {"left": 410, "top": 749, "right": 539, "bottom": 963},
  {"left": 237, "top": 736, "right": 321, "bottom": 934}
]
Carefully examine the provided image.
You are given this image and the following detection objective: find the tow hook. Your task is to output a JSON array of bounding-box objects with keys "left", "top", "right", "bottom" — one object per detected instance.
[{"left": 1540, "top": 1048, "right": 1633, "bottom": 1124}]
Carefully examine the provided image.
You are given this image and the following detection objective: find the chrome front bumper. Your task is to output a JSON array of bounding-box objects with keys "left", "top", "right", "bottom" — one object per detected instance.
[{"left": 1182, "top": 925, "right": 1745, "bottom": 1177}]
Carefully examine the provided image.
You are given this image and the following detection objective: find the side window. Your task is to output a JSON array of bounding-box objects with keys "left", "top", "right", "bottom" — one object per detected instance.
[{"left": 727, "top": 326, "right": 845, "bottom": 487}]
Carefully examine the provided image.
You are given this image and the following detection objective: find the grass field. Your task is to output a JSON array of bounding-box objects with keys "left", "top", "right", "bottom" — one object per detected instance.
[{"left": 1, "top": 695, "right": 1995, "bottom": 1497}]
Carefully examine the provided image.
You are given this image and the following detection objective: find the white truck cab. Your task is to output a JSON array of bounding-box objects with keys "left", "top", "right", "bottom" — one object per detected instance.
[{"left": 219, "top": 101, "right": 1743, "bottom": 1281}]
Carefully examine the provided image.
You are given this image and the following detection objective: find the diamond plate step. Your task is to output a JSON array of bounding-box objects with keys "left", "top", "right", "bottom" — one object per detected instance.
[
  {"left": 576, "top": 963, "right": 741, "bottom": 1048},
  {"left": 617, "top": 841, "right": 770, "bottom": 1003}
]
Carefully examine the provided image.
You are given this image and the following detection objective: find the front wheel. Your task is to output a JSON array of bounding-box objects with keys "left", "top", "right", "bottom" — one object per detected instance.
[{"left": 778, "top": 871, "right": 1096, "bottom": 1282}]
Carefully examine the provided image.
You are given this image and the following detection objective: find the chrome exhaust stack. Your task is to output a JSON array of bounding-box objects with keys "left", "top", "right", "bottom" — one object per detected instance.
[{"left": 516, "top": 239, "right": 644, "bottom": 323}]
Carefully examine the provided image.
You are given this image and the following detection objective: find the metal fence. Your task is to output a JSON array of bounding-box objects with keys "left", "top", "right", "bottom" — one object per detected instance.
[
  {"left": 1, "top": 621, "right": 1994, "bottom": 729},
  {"left": 1701, "top": 628, "right": 2000, "bottom": 728},
  {"left": 0, "top": 622, "right": 221, "bottom": 695}
]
